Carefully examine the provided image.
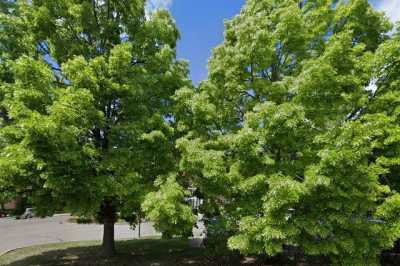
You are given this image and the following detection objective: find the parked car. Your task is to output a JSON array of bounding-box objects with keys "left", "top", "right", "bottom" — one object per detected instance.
[
  {"left": 0, "top": 209, "right": 7, "bottom": 218},
  {"left": 19, "top": 208, "right": 34, "bottom": 219}
]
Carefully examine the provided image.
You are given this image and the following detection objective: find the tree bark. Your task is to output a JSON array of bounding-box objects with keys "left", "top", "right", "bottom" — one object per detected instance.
[
  {"left": 394, "top": 239, "right": 400, "bottom": 253},
  {"left": 101, "top": 200, "right": 116, "bottom": 257}
]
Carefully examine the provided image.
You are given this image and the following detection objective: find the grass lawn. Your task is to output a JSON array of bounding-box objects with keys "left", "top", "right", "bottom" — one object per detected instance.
[
  {"left": 0, "top": 238, "right": 238, "bottom": 266},
  {"left": 2, "top": 239, "right": 398, "bottom": 266}
]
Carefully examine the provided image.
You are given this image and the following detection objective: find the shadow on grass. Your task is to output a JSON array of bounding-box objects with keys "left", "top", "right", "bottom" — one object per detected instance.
[
  {"left": 2, "top": 239, "right": 213, "bottom": 266},
  {"left": 0, "top": 238, "right": 325, "bottom": 266},
  {"left": 2, "top": 239, "right": 399, "bottom": 266}
]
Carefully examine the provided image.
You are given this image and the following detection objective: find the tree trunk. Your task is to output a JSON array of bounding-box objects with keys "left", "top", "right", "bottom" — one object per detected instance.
[
  {"left": 101, "top": 201, "right": 116, "bottom": 257},
  {"left": 394, "top": 239, "right": 400, "bottom": 253}
]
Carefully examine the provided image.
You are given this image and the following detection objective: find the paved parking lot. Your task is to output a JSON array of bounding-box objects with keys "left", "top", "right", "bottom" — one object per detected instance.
[{"left": 0, "top": 214, "right": 158, "bottom": 255}]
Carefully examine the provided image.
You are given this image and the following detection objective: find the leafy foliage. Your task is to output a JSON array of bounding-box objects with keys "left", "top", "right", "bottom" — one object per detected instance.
[
  {"left": 142, "top": 174, "right": 196, "bottom": 238},
  {"left": 174, "top": 0, "right": 400, "bottom": 265},
  {"left": 0, "top": 0, "right": 191, "bottom": 253}
]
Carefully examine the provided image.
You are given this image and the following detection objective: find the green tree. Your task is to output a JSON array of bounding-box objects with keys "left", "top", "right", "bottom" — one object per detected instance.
[
  {"left": 142, "top": 173, "right": 196, "bottom": 239},
  {"left": 175, "top": 0, "right": 400, "bottom": 264},
  {"left": 371, "top": 23, "right": 400, "bottom": 255},
  {"left": 0, "top": 0, "right": 190, "bottom": 256}
]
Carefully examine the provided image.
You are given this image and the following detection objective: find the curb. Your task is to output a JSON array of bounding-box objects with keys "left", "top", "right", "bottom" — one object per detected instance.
[{"left": 0, "top": 248, "right": 18, "bottom": 257}]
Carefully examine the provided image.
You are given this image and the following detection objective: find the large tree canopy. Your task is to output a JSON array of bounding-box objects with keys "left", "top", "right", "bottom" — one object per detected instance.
[
  {"left": 175, "top": 0, "right": 400, "bottom": 264},
  {"left": 0, "top": 0, "right": 191, "bottom": 256}
]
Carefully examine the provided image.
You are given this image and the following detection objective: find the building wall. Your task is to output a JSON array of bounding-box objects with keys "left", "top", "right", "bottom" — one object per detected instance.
[{"left": 3, "top": 198, "right": 20, "bottom": 210}]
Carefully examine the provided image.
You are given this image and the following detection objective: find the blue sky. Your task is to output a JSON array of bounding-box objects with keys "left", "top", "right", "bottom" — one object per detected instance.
[
  {"left": 147, "top": 0, "right": 400, "bottom": 85},
  {"left": 170, "top": 0, "right": 245, "bottom": 84}
]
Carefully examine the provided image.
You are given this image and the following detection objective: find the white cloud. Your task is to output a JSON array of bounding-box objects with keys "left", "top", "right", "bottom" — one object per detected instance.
[
  {"left": 376, "top": 0, "right": 400, "bottom": 23},
  {"left": 146, "top": 0, "right": 173, "bottom": 12},
  {"left": 145, "top": 0, "right": 173, "bottom": 19}
]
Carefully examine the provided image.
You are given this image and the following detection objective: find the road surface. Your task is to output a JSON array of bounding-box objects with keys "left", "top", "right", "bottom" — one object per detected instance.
[{"left": 0, "top": 214, "right": 158, "bottom": 255}]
